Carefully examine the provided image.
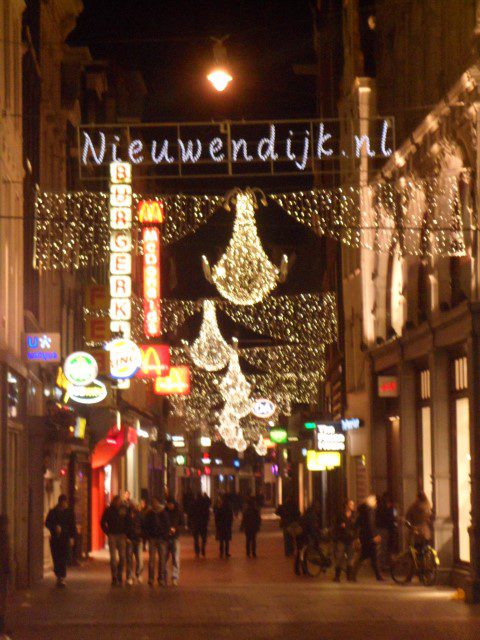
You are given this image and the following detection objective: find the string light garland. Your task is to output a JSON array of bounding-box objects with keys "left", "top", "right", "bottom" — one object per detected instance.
[
  {"left": 184, "top": 300, "right": 233, "bottom": 371},
  {"left": 34, "top": 176, "right": 474, "bottom": 270},
  {"left": 253, "top": 435, "right": 268, "bottom": 456},
  {"left": 219, "top": 350, "right": 252, "bottom": 418},
  {"left": 202, "top": 189, "right": 288, "bottom": 305}
]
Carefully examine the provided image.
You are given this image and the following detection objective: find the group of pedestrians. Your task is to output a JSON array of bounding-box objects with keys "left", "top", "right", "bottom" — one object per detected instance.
[{"left": 276, "top": 490, "right": 434, "bottom": 583}]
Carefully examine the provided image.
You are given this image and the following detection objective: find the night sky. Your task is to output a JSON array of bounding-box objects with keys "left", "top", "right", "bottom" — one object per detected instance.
[{"left": 68, "top": 0, "right": 317, "bottom": 122}]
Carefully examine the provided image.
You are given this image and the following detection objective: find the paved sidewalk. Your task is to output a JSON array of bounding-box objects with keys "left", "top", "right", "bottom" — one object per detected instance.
[{"left": 7, "top": 519, "right": 480, "bottom": 640}]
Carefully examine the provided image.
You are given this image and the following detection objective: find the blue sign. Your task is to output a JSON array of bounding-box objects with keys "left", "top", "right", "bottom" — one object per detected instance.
[{"left": 25, "top": 333, "right": 61, "bottom": 362}]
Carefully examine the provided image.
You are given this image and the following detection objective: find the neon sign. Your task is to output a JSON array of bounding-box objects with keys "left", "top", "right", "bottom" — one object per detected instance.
[
  {"left": 316, "top": 424, "right": 346, "bottom": 451},
  {"left": 138, "top": 200, "right": 164, "bottom": 224},
  {"left": 109, "top": 162, "right": 132, "bottom": 339},
  {"left": 64, "top": 352, "right": 98, "bottom": 386},
  {"left": 378, "top": 376, "right": 398, "bottom": 398},
  {"left": 251, "top": 398, "right": 276, "bottom": 419},
  {"left": 306, "top": 450, "right": 341, "bottom": 471},
  {"left": 142, "top": 226, "right": 161, "bottom": 337},
  {"left": 135, "top": 344, "right": 171, "bottom": 378},
  {"left": 154, "top": 365, "right": 190, "bottom": 395},
  {"left": 106, "top": 338, "right": 142, "bottom": 379},
  {"left": 67, "top": 379, "right": 108, "bottom": 405}
]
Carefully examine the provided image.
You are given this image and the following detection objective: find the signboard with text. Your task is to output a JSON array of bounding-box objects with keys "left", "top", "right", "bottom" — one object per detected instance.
[{"left": 24, "top": 333, "right": 61, "bottom": 363}]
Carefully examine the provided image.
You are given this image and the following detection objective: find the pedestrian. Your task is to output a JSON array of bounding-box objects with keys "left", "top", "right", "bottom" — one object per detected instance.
[
  {"left": 126, "top": 500, "right": 144, "bottom": 585},
  {"left": 190, "top": 492, "right": 211, "bottom": 558},
  {"left": 214, "top": 494, "right": 234, "bottom": 558},
  {"left": 183, "top": 488, "right": 194, "bottom": 529},
  {"left": 405, "top": 491, "right": 434, "bottom": 549},
  {"left": 276, "top": 496, "right": 300, "bottom": 557},
  {"left": 139, "top": 498, "right": 149, "bottom": 551},
  {"left": 332, "top": 499, "right": 357, "bottom": 582},
  {"left": 123, "top": 490, "right": 131, "bottom": 508},
  {"left": 100, "top": 495, "right": 129, "bottom": 586},
  {"left": 376, "top": 492, "right": 398, "bottom": 569},
  {"left": 144, "top": 497, "right": 169, "bottom": 586},
  {"left": 0, "top": 515, "right": 10, "bottom": 635},
  {"left": 45, "top": 494, "right": 76, "bottom": 587},
  {"left": 241, "top": 497, "right": 261, "bottom": 557},
  {"left": 352, "top": 495, "right": 384, "bottom": 581},
  {"left": 163, "top": 496, "right": 184, "bottom": 586},
  {"left": 294, "top": 504, "right": 319, "bottom": 575}
]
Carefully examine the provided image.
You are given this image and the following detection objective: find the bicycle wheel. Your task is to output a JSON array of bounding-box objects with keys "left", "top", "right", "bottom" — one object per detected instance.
[
  {"left": 391, "top": 552, "right": 414, "bottom": 584},
  {"left": 303, "top": 544, "right": 324, "bottom": 577},
  {"left": 420, "top": 548, "right": 438, "bottom": 586}
]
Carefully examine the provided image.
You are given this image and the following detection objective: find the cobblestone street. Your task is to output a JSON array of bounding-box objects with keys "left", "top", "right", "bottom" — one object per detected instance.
[{"left": 7, "top": 522, "right": 480, "bottom": 640}]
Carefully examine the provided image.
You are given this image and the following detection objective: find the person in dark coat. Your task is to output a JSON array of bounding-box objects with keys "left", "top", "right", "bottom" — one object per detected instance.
[
  {"left": 214, "top": 495, "right": 234, "bottom": 558},
  {"left": 241, "top": 497, "right": 262, "bottom": 557},
  {"left": 100, "top": 495, "right": 129, "bottom": 585},
  {"left": 163, "top": 497, "right": 184, "bottom": 586},
  {"left": 45, "top": 494, "right": 76, "bottom": 586},
  {"left": 376, "top": 492, "right": 398, "bottom": 569},
  {"left": 333, "top": 499, "right": 357, "bottom": 582},
  {"left": 276, "top": 496, "right": 300, "bottom": 557},
  {"left": 405, "top": 491, "right": 434, "bottom": 548},
  {"left": 190, "top": 493, "right": 211, "bottom": 558},
  {"left": 143, "top": 497, "right": 169, "bottom": 586},
  {"left": 294, "top": 504, "right": 320, "bottom": 575},
  {"left": 126, "top": 500, "right": 144, "bottom": 584},
  {"left": 352, "top": 495, "right": 384, "bottom": 581}
]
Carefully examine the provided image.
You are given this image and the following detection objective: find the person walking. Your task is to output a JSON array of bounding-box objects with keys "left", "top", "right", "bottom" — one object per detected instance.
[
  {"left": 294, "top": 504, "right": 320, "bottom": 575},
  {"left": 276, "top": 496, "right": 300, "bottom": 557},
  {"left": 190, "top": 493, "right": 211, "bottom": 558},
  {"left": 100, "top": 495, "right": 129, "bottom": 586},
  {"left": 376, "top": 492, "right": 398, "bottom": 569},
  {"left": 144, "top": 497, "right": 169, "bottom": 586},
  {"left": 352, "top": 495, "right": 384, "bottom": 581},
  {"left": 45, "top": 494, "right": 76, "bottom": 587},
  {"left": 241, "top": 497, "right": 261, "bottom": 557},
  {"left": 163, "top": 497, "right": 184, "bottom": 586},
  {"left": 214, "top": 495, "right": 234, "bottom": 558},
  {"left": 126, "top": 500, "right": 144, "bottom": 585},
  {"left": 332, "top": 499, "right": 357, "bottom": 582},
  {"left": 405, "top": 491, "right": 434, "bottom": 549}
]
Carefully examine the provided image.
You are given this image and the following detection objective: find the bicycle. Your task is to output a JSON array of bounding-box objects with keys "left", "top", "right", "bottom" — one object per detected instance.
[
  {"left": 301, "top": 530, "right": 332, "bottom": 577},
  {"left": 390, "top": 521, "right": 439, "bottom": 586}
]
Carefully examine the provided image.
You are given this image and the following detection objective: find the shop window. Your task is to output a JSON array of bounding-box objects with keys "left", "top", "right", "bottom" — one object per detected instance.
[
  {"left": 454, "top": 356, "right": 468, "bottom": 392},
  {"left": 7, "top": 371, "right": 21, "bottom": 419}
]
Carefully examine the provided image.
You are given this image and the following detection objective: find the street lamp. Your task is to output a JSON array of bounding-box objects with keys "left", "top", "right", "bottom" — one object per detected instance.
[{"left": 207, "top": 36, "right": 233, "bottom": 92}]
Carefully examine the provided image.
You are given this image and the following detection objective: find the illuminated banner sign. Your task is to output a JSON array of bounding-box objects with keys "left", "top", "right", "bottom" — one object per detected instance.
[
  {"left": 79, "top": 118, "right": 395, "bottom": 180},
  {"left": 24, "top": 333, "right": 61, "bottom": 362},
  {"left": 138, "top": 200, "right": 164, "bottom": 224},
  {"left": 154, "top": 365, "right": 190, "bottom": 395},
  {"left": 142, "top": 226, "right": 161, "bottom": 337},
  {"left": 307, "top": 450, "right": 341, "bottom": 472},
  {"left": 378, "top": 376, "right": 398, "bottom": 398},
  {"left": 109, "top": 162, "right": 132, "bottom": 340},
  {"left": 135, "top": 344, "right": 171, "bottom": 378}
]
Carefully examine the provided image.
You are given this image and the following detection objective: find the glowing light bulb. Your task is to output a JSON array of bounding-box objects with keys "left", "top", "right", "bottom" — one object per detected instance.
[{"left": 207, "top": 68, "right": 233, "bottom": 92}]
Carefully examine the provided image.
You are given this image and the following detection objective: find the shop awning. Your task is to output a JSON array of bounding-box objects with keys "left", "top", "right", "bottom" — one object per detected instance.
[{"left": 91, "top": 426, "right": 138, "bottom": 469}]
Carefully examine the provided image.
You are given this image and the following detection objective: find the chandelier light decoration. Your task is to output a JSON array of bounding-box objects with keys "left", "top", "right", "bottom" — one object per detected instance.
[
  {"left": 201, "top": 188, "right": 288, "bottom": 305},
  {"left": 219, "top": 349, "right": 252, "bottom": 418},
  {"left": 184, "top": 300, "right": 232, "bottom": 371},
  {"left": 253, "top": 435, "right": 268, "bottom": 456}
]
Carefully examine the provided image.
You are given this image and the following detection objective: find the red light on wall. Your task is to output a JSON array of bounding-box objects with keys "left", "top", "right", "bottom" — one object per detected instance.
[
  {"left": 135, "top": 345, "right": 171, "bottom": 378},
  {"left": 138, "top": 200, "right": 164, "bottom": 224},
  {"left": 143, "top": 226, "right": 161, "bottom": 337},
  {"left": 154, "top": 365, "right": 191, "bottom": 396}
]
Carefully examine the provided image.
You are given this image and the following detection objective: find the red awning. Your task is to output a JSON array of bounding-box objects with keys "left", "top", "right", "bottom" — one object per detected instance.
[{"left": 91, "top": 426, "right": 138, "bottom": 470}]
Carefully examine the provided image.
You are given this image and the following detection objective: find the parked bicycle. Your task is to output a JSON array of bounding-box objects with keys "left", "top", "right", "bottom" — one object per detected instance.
[
  {"left": 391, "top": 521, "right": 439, "bottom": 586},
  {"left": 301, "top": 530, "right": 332, "bottom": 577}
]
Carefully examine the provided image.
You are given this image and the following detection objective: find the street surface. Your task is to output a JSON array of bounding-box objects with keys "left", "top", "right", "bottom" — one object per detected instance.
[{"left": 7, "top": 517, "right": 480, "bottom": 640}]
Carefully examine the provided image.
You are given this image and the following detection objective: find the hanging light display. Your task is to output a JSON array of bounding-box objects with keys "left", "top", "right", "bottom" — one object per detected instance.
[
  {"left": 219, "top": 350, "right": 252, "bottom": 418},
  {"left": 253, "top": 435, "right": 268, "bottom": 456},
  {"left": 186, "top": 300, "right": 232, "bottom": 371},
  {"left": 202, "top": 189, "right": 288, "bottom": 305}
]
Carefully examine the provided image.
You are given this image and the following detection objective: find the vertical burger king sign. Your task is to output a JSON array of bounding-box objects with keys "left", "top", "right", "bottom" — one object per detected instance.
[{"left": 139, "top": 200, "right": 163, "bottom": 338}]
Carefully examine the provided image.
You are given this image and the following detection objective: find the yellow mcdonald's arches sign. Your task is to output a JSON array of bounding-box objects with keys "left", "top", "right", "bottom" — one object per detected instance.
[
  {"left": 135, "top": 344, "right": 171, "bottom": 378},
  {"left": 138, "top": 200, "right": 164, "bottom": 224}
]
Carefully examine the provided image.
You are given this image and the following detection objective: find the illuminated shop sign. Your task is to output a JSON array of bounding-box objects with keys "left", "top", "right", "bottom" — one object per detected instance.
[
  {"left": 67, "top": 379, "right": 108, "bottom": 405},
  {"left": 142, "top": 226, "right": 161, "bottom": 338},
  {"left": 135, "top": 345, "right": 171, "bottom": 378},
  {"left": 306, "top": 450, "right": 341, "bottom": 471},
  {"left": 154, "top": 365, "right": 191, "bottom": 395},
  {"left": 106, "top": 338, "right": 142, "bottom": 379},
  {"left": 25, "top": 333, "right": 61, "bottom": 362},
  {"left": 251, "top": 398, "right": 276, "bottom": 419},
  {"left": 64, "top": 351, "right": 98, "bottom": 386},
  {"left": 378, "top": 375, "right": 398, "bottom": 398},
  {"left": 109, "top": 162, "right": 132, "bottom": 341},
  {"left": 316, "top": 424, "right": 346, "bottom": 451},
  {"left": 341, "top": 418, "right": 361, "bottom": 431},
  {"left": 138, "top": 200, "right": 164, "bottom": 224},
  {"left": 269, "top": 428, "right": 288, "bottom": 444}
]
